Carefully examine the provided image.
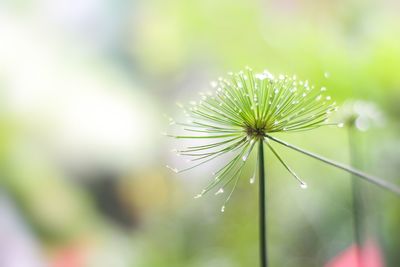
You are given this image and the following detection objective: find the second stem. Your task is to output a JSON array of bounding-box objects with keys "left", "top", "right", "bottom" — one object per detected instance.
[{"left": 258, "top": 140, "right": 268, "bottom": 267}]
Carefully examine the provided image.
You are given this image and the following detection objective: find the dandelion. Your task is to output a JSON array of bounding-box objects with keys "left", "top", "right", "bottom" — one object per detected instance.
[{"left": 166, "top": 68, "right": 400, "bottom": 267}]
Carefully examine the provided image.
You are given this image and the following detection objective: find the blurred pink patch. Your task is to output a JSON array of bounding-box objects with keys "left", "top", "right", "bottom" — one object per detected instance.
[
  {"left": 325, "top": 240, "right": 384, "bottom": 267},
  {"left": 51, "top": 246, "right": 85, "bottom": 267},
  {"left": 363, "top": 240, "right": 385, "bottom": 267}
]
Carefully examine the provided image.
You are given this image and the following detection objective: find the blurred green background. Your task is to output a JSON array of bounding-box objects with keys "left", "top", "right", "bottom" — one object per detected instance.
[{"left": 0, "top": 0, "right": 399, "bottom": 266}]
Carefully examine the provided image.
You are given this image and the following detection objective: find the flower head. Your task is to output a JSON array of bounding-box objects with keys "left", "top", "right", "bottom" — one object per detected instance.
[{"left": 167, "top": 67, "right": 337, "bottom": 210}]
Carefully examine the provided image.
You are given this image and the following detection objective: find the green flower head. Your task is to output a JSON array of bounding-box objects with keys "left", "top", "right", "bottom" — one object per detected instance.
[{"left": 167, "top": 67, "right": 337, "bottom": 211}]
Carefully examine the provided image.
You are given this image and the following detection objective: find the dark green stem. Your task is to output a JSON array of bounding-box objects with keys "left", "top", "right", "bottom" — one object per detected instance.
[
  {"left": 265, "top": 134, "right": 400, "bottom": 196},
  {"left": 258, "top": 140, "right": 268, "bottom": 267}
]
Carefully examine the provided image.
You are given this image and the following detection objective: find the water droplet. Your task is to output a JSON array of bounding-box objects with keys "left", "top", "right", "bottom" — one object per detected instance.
[
  {"left": 255, "top": 73, "right": 267, "bottom": 80},
  {"left": 221, "top": 205, "right": 225, "bottom": 212},
  {"left": 337, "top": 123, "right": 344, "bottom": 128},
  {"left": 326, "top": 96, "right": 331, "bottom": 100},
  {"left": 166, "top": 165, "right": 178, "bottom": 173},
  {"left": 250, "top": 175, "right": 255, "bottom": 184},
  {"left": 320, "top": 87, "right": 327, "bottom": 92},
  {"left": 324, "top": 72, "right": 331, "bottom": 78},
  {"left": 215, "top": 188, "right": 224, "bottom": 195},
  {"left": 263, "top": 70, "right": 274, "bottom": 79},
  {"left": 300, "top": 182, "right": 308, "bottom": 189},
  {"left": 194, "top": 190, "right": 206, "bottom": 199}
]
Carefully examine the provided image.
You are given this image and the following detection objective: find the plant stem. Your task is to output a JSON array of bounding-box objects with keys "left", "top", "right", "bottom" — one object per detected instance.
[
  {"left": 348, "top": 128, "right": 363, "bottom": 267},
  {"left": 258, "top": 140, "right": 268, "bottom": 267},
  {"left": 265, "top": 134, "right": 400, "bottom": 196}
]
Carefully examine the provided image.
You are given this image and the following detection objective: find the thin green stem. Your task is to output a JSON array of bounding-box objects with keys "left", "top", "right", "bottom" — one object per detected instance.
[
  {"left": 258, "top": 140, "right": 268, "bottom": 267},
  {"left": 348, "top": 128, "right": 363, "bottom": 267},
  {"left": 265, "top": 134, "right": 400, "bottom": 196}
]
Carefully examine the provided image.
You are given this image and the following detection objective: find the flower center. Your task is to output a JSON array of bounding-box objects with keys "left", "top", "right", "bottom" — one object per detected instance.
[{"left": 245, "top": 125, "right": 266, "bottom": 139}]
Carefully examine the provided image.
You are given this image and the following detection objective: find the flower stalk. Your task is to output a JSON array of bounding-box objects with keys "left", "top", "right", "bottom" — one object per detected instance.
[
  {"left": 348, "top": 128, "right": 363, "bottom": 267},
  {"left": 258, "top": 140, "right": 268, "bottom": 267}
]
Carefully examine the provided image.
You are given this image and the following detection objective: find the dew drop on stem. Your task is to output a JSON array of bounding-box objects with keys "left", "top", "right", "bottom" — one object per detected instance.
[
  {"left": 215, "top": 188, "right": 224, "bottom": 195},
  {"left": 166, "top": 165, "right": 178, "bottom": 173},
  {"left": 300, "top": 182, "right": 308, "bottom": 189}
]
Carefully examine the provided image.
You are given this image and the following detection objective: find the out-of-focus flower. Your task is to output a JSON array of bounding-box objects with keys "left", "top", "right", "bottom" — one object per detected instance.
[
  {"left": 337, "top": 100, "right": 385, "bottom": 131},
  {"left": 325, "top": 240, "right": 384, "bottom": 267}
]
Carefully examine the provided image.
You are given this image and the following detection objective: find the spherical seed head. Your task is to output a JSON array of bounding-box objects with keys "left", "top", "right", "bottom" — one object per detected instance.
[{"left": 168, "top": 68, "right": 336, "bottom": 205}]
